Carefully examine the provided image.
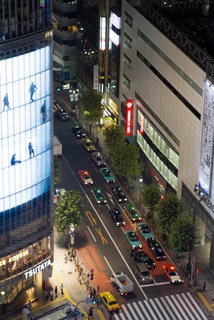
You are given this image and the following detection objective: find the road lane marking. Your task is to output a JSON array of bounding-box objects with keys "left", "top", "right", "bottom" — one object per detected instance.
[
  {"left": 104, "top": 256, "right": 114, "bottom": 274},
  {"left": 106, "top": 192, "right": 115, "bottom": 204},
  {"left": 87, "top": 226, "right": 97, "bottom": 242},
  {"left": 63, "top": 156, "right": 148, "bottom": 299},
  {"left": 86, "top": 211, "right": 97, "bottom": 226},
  {"left": 197, "top": 292, "right": 212, "bottom": 312},
  {"left": 96, "top": 227, "right": 108, "bottom": 244}
]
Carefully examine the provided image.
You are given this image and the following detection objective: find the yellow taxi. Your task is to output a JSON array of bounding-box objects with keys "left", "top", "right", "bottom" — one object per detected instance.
[
  {"left": 81, "top": 137, "right": 96, "bottom": 152},
  {"left": 163, "top": 263, "right": 183, "bottom": 284},
  {"left": 99, "top": 291, "right": 120, "bottom": 313},
  {"left": 78, "top": 170, "right": 93, "bottom": 185}
]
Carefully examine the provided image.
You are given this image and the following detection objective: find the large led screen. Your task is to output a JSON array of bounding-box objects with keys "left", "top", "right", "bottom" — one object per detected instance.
[{"left": 0, "top": 46, "right": 52, "bottom": 212}]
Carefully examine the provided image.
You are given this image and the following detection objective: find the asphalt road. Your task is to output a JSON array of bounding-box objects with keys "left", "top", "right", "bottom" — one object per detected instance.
[{"left": 54, "top": 116, "right": 192, "bottom": 305}]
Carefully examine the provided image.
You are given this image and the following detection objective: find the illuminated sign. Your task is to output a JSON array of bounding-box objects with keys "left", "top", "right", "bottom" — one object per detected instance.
[
  {"left": 0, "top": 46, "right": 51, "bottom": 212},
  {"left": 100, "top": 17, "right": 106, "bottom": 51},
  {"left": 109, "top": 29, "right": 120, "bottom": 46},
  {"left": 110, "top": 12, "right": 121, "bottom": 29},
  {"left": 139, "top": 113, "right": 144, "bottom": 134},
  {"left": 126, "top": 100, "right": 133, "bottom": 136},
  {"left": 194, "top": 184, "right": 214, "bottom": 213},
  {"left": 0, "top": 250, "right": 29, "bottom": 266},
  {"left": 24, "top": 259, "right": 51, "bottom": 279},
  {"left": 198, "top": 79, "right": 214, "bottom": 196}
]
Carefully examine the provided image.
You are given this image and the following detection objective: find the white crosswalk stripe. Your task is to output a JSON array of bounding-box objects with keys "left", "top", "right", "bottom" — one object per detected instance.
[{"left": 112, "top": 292, "right": 209, "bottom": 320}]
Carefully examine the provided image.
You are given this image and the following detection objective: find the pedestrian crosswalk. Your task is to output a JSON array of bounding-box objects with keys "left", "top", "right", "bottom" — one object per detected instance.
[{"left": 113, "top": 292, "right": 208, "bottom": 320}]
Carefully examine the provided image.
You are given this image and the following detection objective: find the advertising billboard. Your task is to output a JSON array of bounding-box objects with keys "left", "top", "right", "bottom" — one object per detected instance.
[
  {"left": 0, "top": 46, "right": 52, "bottom": 212},
  {"left": 126, "top": 99, "right": 133, "bottom": 136}
]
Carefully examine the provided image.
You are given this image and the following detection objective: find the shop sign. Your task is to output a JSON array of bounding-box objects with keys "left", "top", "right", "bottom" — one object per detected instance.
[
  {"left": 24, "top": 259, "right": 51, "bottom": 279},
  {"left": 194, "top": 184, "right": 214, "bottom": 213},
  {"left": 126, "top": 100, "right": 133, "bottom": 136},
  {"left": 0, "top": 250, "right": 29, "bottom": 267}
]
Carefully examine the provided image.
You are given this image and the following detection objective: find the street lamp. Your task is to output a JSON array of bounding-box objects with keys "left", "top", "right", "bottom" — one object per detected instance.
[
  {"left": 74, "top": 299, "right": 86, "bottom": 320},
  {"left": 139, "top": 177, "right": 143, "bottom": 205},
  {"left": 69, "top": 224, "right": 75, "bottom": 247}
]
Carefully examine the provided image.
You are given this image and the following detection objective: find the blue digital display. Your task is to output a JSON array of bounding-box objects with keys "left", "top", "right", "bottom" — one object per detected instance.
[{"left": 0, "top": 46, "right": 52, "bottom": 212}]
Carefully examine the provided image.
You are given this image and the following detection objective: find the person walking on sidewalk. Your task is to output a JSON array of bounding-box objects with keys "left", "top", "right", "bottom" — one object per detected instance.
[
  {"left": 55, "top": 286, "right": 58, "bottom": 298},
  {"left": 61, "top": 283, "right": 64, "bottom": 295},
  {"left": 203, "top": 281, "right": 206, "bottom": 291}
]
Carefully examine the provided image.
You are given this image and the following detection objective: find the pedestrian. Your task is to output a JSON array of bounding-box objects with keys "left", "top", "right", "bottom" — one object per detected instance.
[
  {"left": 27, "top": 300, "right": 32, "bottom": 310},
  {"left": 97, "top": 285, "right": 100, "bottom": 293},
  {"left": 54, "top": 285, "right": 58, "bottom": 298},
  {"left": 203, "top": 281, "right": 206, "bottom": 291},
  {"left": 45, "top": 290, "right": 49, "bottom": 301},
  {"left": 50, "top": 289, "right": 54, "bottom": 301},
  {"left": 61, "top": 283, "right": 64, "bottom": 295}
]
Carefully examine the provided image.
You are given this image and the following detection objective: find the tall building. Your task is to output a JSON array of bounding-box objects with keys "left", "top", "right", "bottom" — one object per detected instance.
[
  {"left": 0, "top": 0, "right": 53, "bottom": 306},
  {"left": 52, "top": 0, "right": 78, "bottom": 83}
]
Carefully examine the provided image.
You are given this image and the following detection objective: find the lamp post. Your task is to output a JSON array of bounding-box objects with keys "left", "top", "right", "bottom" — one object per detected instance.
[
  {"left": 69, "top": 224, "right": 75, "bottom": 248},
  {"left": 139, "top": 177, "right": 143, "bottom": 205}
]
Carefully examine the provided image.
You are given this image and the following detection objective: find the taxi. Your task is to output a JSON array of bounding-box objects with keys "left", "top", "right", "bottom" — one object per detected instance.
[
  {"left": 163, "top": 263, "right": 183, "bottom": 284},
  {"left": 99, "top": 291, "right": 120, "bottom": 313},
  {"left": 78, "top": 170, "right": 93, "bottom": 185},
  {"left": 81, "top": 137, "right": 96, "bottom": 152}
]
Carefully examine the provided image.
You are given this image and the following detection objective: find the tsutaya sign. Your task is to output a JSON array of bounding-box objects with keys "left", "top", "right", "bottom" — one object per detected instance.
[
  {"left": 24, "top": 259, "right": 51, "bottom": 279},
  {"left": 194, "top": 184, "right": 214, "bottom": 213},
  {"left": 126, "top": 99, "right": 133, "bottom": 136}
]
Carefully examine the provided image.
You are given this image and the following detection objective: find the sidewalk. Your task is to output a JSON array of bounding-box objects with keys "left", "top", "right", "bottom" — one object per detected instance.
[{"left": 54, "top": 84, "right": 214, "bottom": 318}]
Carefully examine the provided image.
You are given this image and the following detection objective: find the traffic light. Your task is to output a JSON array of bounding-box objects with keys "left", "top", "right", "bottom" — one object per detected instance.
[
  {"left": 92, "top": 298, "right": 97, "bottom": 304},
  {"left": 90, "top": 269, "right": 94, "bottom": 281},
  {"left": 57, "top": 86, "right": 61, "bottom": 92}
]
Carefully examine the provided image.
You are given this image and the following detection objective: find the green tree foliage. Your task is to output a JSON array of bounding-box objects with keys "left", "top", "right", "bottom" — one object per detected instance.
[
  {"left": 80, "top": 89, "right": 103, "bottom": 123},
  {"left": 157, "top": 194, "right": 181, "bottom": 237},
  {"left": 53, "top": 156, "right": 62, "bottom": 186},
  {"left": 112, "top": 144, "right": 141, "bottom": 181},
  {"left": 168, "top": 211, "right": 198, "bottom": 253},
  {"left": 141, "top": 184, "right": 161, "bottom": 214},
  {"left": 104, "top": 125, "right": 125, "bottom": 154},
  {"left": 54, "top": 190, "right": 83, "bottom": 233}
]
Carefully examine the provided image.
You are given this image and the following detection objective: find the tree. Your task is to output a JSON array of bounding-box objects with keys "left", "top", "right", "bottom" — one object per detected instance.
[
  {"left": 80, "top": 89, "right": 103, "bottom": 123},
  {"left": 104, "top": 125, "right": 125, "bottom": 156},
  {"left": 112, "top": 143, "right": 141, "bottom": 182},
  {"left": 54, "top": 190, "right": 83, "bottom": 234},
  {"left": 53, "top": 156, "right": 62, "bottom": 187},
  {"left": 168, "top": 211, "right": 198, "bottom": 253},
  {"left": 157, "top": 194, "right": 181, "bottom": 238},
  {"left": 141, "top": 184, "right": 161, "bottom": 218}
]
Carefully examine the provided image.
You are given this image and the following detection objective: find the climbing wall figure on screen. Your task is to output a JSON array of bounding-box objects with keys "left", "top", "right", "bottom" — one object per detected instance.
[
  {"left": 29, "top": 82, "right": 37, "bottom": 102},
  {"left": 3, "top": 93, "right": 10, "bottom": 111}
]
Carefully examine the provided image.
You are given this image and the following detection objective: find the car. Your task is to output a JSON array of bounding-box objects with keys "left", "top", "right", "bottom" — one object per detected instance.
[
  {"left": 92, "top": 187, "right": 107, "bottom": 204},
  {"left": 148, "top": 239, "right": 166, "bottom": 260},
  {"left": 54, "top": 109, "right": 70, "bottom": 121},
  {"left": 111, "top": 186, "right": 127, "bottom": 203},
  {"left": 99, "top": 291, "right": 120, "bottom": 313},
  {"left": 91, "top": 152, "right": 106, "bottom": 167},
  {"left": 123, "top": 204, "right": 142, "bottom": 222},
  {"left": 78, "top": 170, "right": 93, "bottom": 185},
  {"left": 137, "top": 223, "right": 154, "bottom": 241},
  {"left": 130, "top": 248, "right": 156, "bottom": 269},
  {"left": 163, "top": 263, "right": 183, "bottom": 284},
  {"left": 82, "top": 138, "right": 96, "bottom": 152},
  {"left": 125, "top": 230, "right": 142, "bottom": 249},
  {"left": 100, "top": 168, "right": 115, "bottom": 183},
  {"left": 72, "top": 125, "right": 86, "bottom": 139},
  {"left": 109, "top": 208, "right": 125, "bottom": 226}
]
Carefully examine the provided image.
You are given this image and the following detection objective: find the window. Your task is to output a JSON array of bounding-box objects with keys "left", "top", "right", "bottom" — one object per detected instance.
[
  {"left": 124, "top": 33, "right": 132, "bottom": 49},
  {"left": 125, "top": 12, "right": 133, "bottom": 27},
  {"left": 123, "top": 74, "right": 131, "bottom": 89}
]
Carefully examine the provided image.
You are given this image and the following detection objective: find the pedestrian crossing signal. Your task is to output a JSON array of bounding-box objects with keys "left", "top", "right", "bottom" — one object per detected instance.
[{"left": 57, "top": 86, "right": 61, "bottom": 92}]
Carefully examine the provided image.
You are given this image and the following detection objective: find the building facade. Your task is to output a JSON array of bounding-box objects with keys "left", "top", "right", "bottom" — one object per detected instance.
[
  {"left": 53, "top": 0, "right": 78, "bottom": 82},
  {"left": 0, "top": 0, "right": 53, "bottom": 305},
  {"left": 119, "top": 1, "right": 214, "bottom": 268}
]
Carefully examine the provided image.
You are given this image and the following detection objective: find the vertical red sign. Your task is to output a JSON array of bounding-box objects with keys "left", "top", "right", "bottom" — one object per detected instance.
[{"left": 126, "top": 99, "right": 133, "bottom": 136}]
